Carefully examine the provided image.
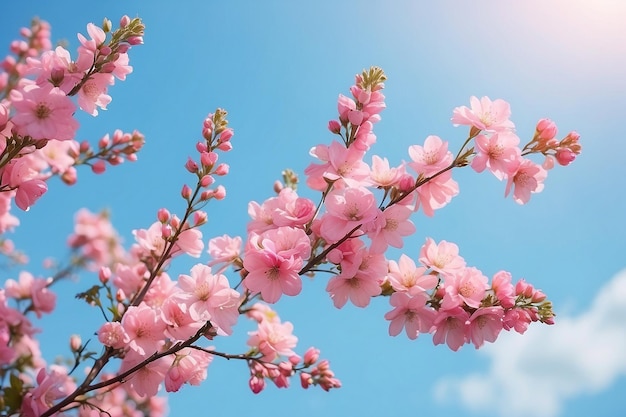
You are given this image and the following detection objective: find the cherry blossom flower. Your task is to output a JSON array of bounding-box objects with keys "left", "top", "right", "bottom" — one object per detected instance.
[
  {"left": 385, "top": 292, "right": 436, "bottom": 340},
  {"left": 365, "top": 204, "right": 415, "bottom": 253},
  {"left": 467, "top": 306, "right": 504, "bottom": 348},
  {"left": 505, "top": 158, "right": 547, "bottom": 204},
  {"left": 386, "top": 254, "right": 438, "bottom": 295},
  {"left": 441, "top": 267, "right": 488, "bottom": 310},
  {"left": 248, "top": 319, "right": 298, "bottom": 361},
  {"left": 471, "top": 131, "right": 521, "bottom": 180},
  {"left": 408, "top": 135, "right": 453, "bottom": 176},
  {"left": 175, "top": 264, "right": 240, "bottom": 335},
  {"left": 121, "top": 303, "right": 166, "bottom": 356},
  {"left": 319, "top": 186, "right": 378, "bottom": 242},
  {"left": 451, "top": 96, "right": 515, "bottom": 132},
  {"left": 418, "top": 238, "right": 466, "bottom": 277},
  {"left": 10, "top": 83, "right": 79, "bottom": 141},
  {"left": 431, "top": 307, "right": 470, "bottom": 351}
]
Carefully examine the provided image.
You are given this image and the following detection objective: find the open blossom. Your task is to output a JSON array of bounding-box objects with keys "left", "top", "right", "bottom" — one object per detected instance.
[
  {"left": 247, "top": 188, "right": 315, "bottom": 233},
  {"left": 319, "top": 186, "right": 378, "bottom": 242},
  {"left": 418, "top": 238, "right": 466, "bottom": 277},
  {"left": 207, "top": 234, "right": 242, "bottom": 268},
  {"left": 385, "top": 292, "right": 436, "bottom": 340},
  {"left": 471, "top": 131, "right": 522, "bottom": 180},
  {"left": 174, "top": 263, "right": 240, "bottom": 335},
  {"left": 10, "top": 83, "right": 79, "bottom": 141},
  {"left": 243, "top": 226, "right": 311, "bottom": 303},
  {"left": 408, "top": 135, "right": 453, "bottom": 176},
  {"left": 304, "top": 141, "right": 370, "bottom": 190},
  {"left": 414, "top": 171, "right": 459, "bottom": 217},
  {"left": 77, "top": 72, "right": 113, "bottom": 116},
  {"left": 505, "top": 158, "right": 547, "bottom": 204},
  {"left": 441, "top": 267, "right": 488, "bottom": 310},
  {"left": 451, "top": 96, "right": 515, "bottom": 132},
  {"left": 386, "top": 254, "right": 438, "bottom": 295},
  {"left": 326, "top": 270, "right": 382, "bottom": 309},
  {"left": 432, "top": 307, "right": 470, "bottom": 351},
  {"left": 164, "top": 348, "right": 213, "bottom": 392},
  {"left": 21, "top": 366, "right": 77, "bottom": 417},
  {"left": 247, "top": 319, "right": 298, "bottom": 361},
  {"left": 120, "top": 352, "right": 172, "bottom": 398},
  {"left": 365, "top": 204, "right": 415, "bottom": 253},
  {"left": 121, "top": 303, "right": 166, "bottom": 356},
  {"left": 369, "top": 155, "right": 405, "bottom": 187},
  {"left": 5, "top": 271, "right": 56, "bottom": 318},
  {"left": 467, "top": 306, "right": 504, "bottom": 348}
]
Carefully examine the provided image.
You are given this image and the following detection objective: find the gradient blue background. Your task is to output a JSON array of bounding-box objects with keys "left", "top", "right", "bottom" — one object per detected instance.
[{"left": 2, "top": 1, "right": 625, "bottom": 416}]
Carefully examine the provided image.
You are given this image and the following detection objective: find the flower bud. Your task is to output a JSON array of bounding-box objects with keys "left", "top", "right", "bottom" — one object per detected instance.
[
  {"left": 327, "top": 120, "right": 341, "bottom": 134},
  {"left": 200, "top": 175, "right": 214, "bottom": 187},
  {"left": 181, "top": 184, "right": 193, "bottom": 200},
  {"left": 98, "top": 266, "right": 111, "bottom": 284},
  {"left": 157, "top": 208, "right": 170, "bottom": 223},
  {"left": 91, "top": 160, "right": 106, "bottom": 174},
  {"left": 70, "top": 334, "right": 82, "bottom": 351}
]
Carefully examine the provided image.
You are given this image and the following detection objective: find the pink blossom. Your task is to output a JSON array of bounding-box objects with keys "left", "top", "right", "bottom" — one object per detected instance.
[
  {"left": 408, "top": 135, "right": 453, "bottom": 176},
  {"left": 441, "top": 267, "right": 488, "bottom": 310},
  {"left": 304, "top": 141, "right": 370, "bottom": 190},
  {"left": 326, "top": 270, "right": 381, "bottom": 308},
  {"left": 431, "top": 307, "right": 469, "bottom": 351},
  {"left": 369, "top": 155, "right": 405, "bottom": 187},
  {"left": 491, "top": 270, "right": 516, "bottom": 308},
  {"left": 365, "top": 204, "right": 415, "bottom": 253},
  {"left": 467, "top": 306, "right": 504, "bottom": 348},
  {"left": 248, "top": 319, "right": 298, "bottom": 361},
  {"left": 385, "top": 292, "right": 436, "bottom": 339},
  {"left": 505, "top": 158, "right": 547, "bottom": 204},
  {"left": 471, "top": 131, "right": 522, "bottom": 180},
  {"left": 319, "top": 186, "right": 378, "bottom": 242},
  {"left": 414, "top": 171, "right": 459, "bottom": 217},
  {"left": 120, "top": 351, "right": 171, "bottom": 398},
  {"left": 207, "top": 234, "right": 242, "bottom": 268},
  {"left": 418, "top": 238, "right": 466, "bottom": 277},
  {"left": 165, "top": 348, "right": 213, "bottom": 392},
  {"left": 5, "top": 271, "right": 55, "bottom": 317},
  {"left": 502, "top": 307, "right": 532, "bottom": 334},
  {"left": 14, "top": 179, "right": 47, "bottom": 211},
  {"left": 175, "top": 263, "right": 240, "bottom": 335},
  {"left": 77, "top": 73, "right": 113, "bottom": 116},
  {"left": 386, "top": 254, "right": 438, "bottom": 295},
  {"left": 247, "top": 188, "right": 315, "bottom": 233},
  {"left": 21, "top": 366, "right": 76, "bottom": 417},
  {"left": 451, "top": 96, "right": 515, "bottom": 132},
  {"left": 121, "top": 303, "right": 166, "bottom": 356},
  {"left": 97, "top": 321, "right": 128, "bottom": 349},
  {"left": 10, "top": 83, "right": 78, "bottom": 141},
  {"left": 243, "top": 226, "right": 311, "bottom": 303},
  {"left": 34, "top": 139, "right": 79, "bottom": 174},
  {"left": 175, "top": 227, "right": 204, "bottom": 257}
]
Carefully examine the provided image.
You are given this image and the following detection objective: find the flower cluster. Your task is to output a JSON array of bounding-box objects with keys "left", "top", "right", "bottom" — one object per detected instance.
[{"left": 0, "top": 15, "right": 581, "bottom": 417}]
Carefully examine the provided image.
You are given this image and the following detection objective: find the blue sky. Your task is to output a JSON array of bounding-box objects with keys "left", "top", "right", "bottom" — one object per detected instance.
[{"left": 2, "top": 1, "right": 626, "bottom": 416}]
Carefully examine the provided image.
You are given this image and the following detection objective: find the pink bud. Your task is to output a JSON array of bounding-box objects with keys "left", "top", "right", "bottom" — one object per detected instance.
[
  {"left": 193, "top": 211, "right": 208, "bottom": 226},
  {"left": 98, "top": 266, "right": 111, "bottom": 284},
  {"left": 91, "top": 160, "right": 106, "bottom": 174},
  {"left": 219, "top": 128, "right": 233, "bottom": 142},
  {"left": 99, "top": 45, "right": 112, "bottom": 56},
  {"left": 273, "top": 180, "right": 284, "bottom": 193},
  {"left": 214, "top": 163, "right": 229, "bottom": 176},
  {"left": 300, "top": 372, "right": 312, "bottom": 389},
  {"left": 157, "top": 208, "right": 170, "bottom": 223},
  {"left": 196, "top": 141, "right": 208, "bottom": 153},
  {"left": 200, "top": 190, "right": 213, "bottom": 201},
  {"left": 161, "top": 224, "right": 172, "bottom": 238},
  {"left": 181, "top": 184, "right": 193, "bottom": 200},
  {"left": 249, "top": 375, "right": 265, "bottom": 394},
  {"left": 116, "top": 44, "right": 130, "bottom": 54},
  {"left": 70, "top": 335, "right": 81, "bottom": 351},
  {"left": 0, "top": 103, "right": 9, "bottom": 131},
  {"left": 303, "top": 347, "right": 320, "bottom": 366},
  {"left": 536, "top": 118, "right": 558, "bottom": 140},
  {"left": 170, "top": 215, "right": 181, "bottom": 228},
  {"left": 127, "top": 36, "right": 143, "bottom": 45},
  {"left": 201, "top": 152, "right": 218, "bottom": 166},
  {"left": 217, "top": 142, "right": 233, "bottom": 152},
  {"left": 120, "top": 15, "right": 131, "bottom": 28},
  {"left": 200, "top": 175, "right": 214, "bottom": 187},
  {"left": 531, "top": 289, "right": 547, "bottom": 303},
  {"left": 213, "top": 185, "right": 226, "bottom": 200},
  {"left": 61, "top": 167, "right": 77, "bottom": 185},
  {"left": 555, "top": 148, "right": 576, "bottom": 166},
  {"left": 50, "top": 67, "right": 65, "bottom": 86},
  {"left": 327, "top": 120, "right": 341, "bottom": 134},
  {"left": 185, "top": 157, "right": 199, "bottom": 173},
  {"left": 542, "top": 155, "right": 555, "bottom": 170},
  {"left": 98, "top": 134, "right": 110, "bottom": 148}
]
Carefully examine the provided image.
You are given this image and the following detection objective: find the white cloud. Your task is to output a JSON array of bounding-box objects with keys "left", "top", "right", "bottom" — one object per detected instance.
[{"left": 433, "top": 269, "right": 626, "bottom": 417}]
